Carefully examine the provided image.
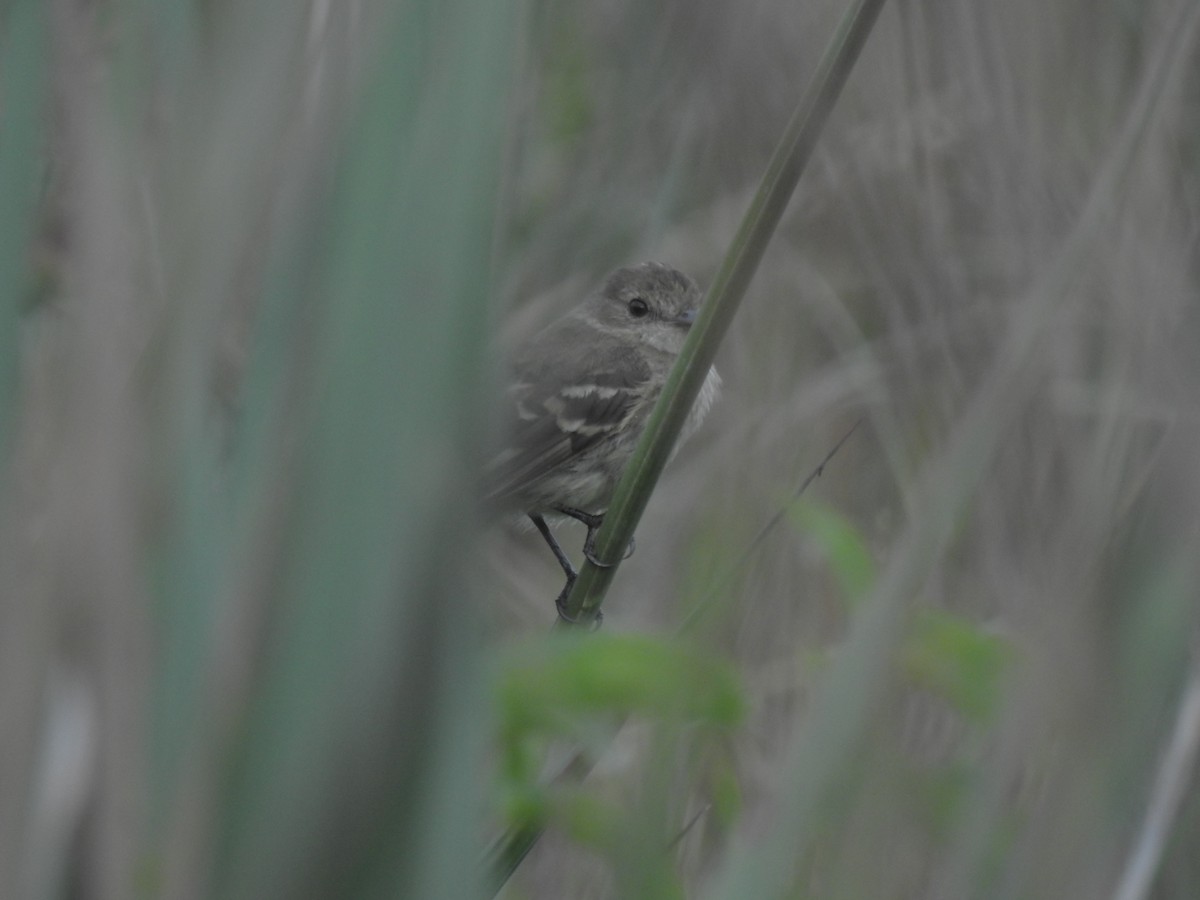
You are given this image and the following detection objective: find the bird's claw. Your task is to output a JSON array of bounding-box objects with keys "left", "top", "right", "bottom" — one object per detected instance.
[
  {"left": 582, "top": 531, "right": 635, "bottom": 568},
  {"left": 555, "top": 583, "right": 603, "bottom": 629}
]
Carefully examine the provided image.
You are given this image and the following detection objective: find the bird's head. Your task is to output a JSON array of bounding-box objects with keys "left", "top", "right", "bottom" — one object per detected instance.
[{"left": 585, "top": 262, "right": 701, "bottom": 355}]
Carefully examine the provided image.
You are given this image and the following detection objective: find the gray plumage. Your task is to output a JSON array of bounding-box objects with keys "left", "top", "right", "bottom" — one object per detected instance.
[{"left": 490, "top": 262, "right": 720, "bottom": 518}]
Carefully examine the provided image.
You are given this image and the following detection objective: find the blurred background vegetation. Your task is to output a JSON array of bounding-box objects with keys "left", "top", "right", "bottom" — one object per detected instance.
[{"left": 1, "top": 0, "right": 1198, "bottom": 898}]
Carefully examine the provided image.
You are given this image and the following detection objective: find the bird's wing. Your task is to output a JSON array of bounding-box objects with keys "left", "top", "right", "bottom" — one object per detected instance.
[{"left": 488, "top": 325, "right": 652, "bottom": 505}]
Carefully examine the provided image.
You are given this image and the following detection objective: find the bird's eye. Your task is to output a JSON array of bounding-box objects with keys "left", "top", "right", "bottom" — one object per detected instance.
[{"left": 627, "top": 297, "right": 649, "bottom": 318}]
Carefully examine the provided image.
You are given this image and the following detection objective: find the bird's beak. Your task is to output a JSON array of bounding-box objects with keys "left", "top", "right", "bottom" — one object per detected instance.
[{"left": 674, "top": 308, "right": 698, "bottom": 327}]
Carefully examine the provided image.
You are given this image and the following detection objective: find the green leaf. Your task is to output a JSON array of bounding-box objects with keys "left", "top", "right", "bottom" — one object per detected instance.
[
  {"left": 710, "top": 764, "right": 743, "bottom": 828},
  {"left": 901, "top": 611, "right": 1014, "bottom": 722},
  {"left": 498, "top": 633, "right": 746, "bottom": 735},
  {"left": 788, "top": 499, "right": 876, "bottom": 605}
]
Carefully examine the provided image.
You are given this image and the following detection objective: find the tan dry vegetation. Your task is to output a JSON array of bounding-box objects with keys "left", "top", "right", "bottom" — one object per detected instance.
[{"left": 1, "top": 1, "right": 1197, "bottom": 898}]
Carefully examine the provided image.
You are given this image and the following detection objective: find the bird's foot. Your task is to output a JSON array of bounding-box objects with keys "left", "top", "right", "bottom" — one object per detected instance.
[
  {"left": 555, "top": 580, "right": 603, "bottom": 629},
  {"left": 556, "top": 506, "right": 635, "bottom": 568}
]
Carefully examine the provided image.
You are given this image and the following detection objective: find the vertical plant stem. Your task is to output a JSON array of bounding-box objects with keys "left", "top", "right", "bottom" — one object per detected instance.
[{"left": 560, "top": 0, "right": 891, "bottom": 624}]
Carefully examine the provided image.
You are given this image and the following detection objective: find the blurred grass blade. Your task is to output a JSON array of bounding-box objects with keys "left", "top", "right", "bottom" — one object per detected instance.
[
  {"left": 0, "top": 0, "right": 47, "bottom": 462},
  {"left": 0, "top": 3, "right": 48, "bottom": 892},
  {"left": 1112, "top": 646, "right": 1200, "bottom": 900},
  {"left": 186, "top": 3, "right": 520, "bottom": 899},
  {"left": 145, "top": 0, "right": 314, "bottom": 831},
  {"left": 560, "top": 0, "right": 890, "bottom": 623}
]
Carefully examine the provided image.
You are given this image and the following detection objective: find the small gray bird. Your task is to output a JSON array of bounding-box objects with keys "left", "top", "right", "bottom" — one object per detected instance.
[{"left": 490, "top": 262, "right": 720, "bottom": 622}]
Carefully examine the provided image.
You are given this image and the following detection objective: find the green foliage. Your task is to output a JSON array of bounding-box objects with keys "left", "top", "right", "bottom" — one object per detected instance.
[
  {"left": 499, "top": 633, "right": 745, "bottom": 734},
  {"left": 901, "top": 610, "right": 1014, "bottom": 722},
  {"left": 789, "top": 495, "right": 1014, "bottom": 727},
  {"left": 496, "top": 633, "right": 744, "bottom": 793},
  {"left": 493, "top": 633, "right": 744, "bottom": 892},
  {"left": 788, "top": 498, "right": 877, "bottom": 605}
]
